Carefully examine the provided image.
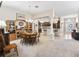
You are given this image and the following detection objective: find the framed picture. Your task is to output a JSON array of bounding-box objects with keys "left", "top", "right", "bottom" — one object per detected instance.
[
  {"left": 64, "top": 17, "right": 76, "bottom": 33},
  {"left": 16, "top": 20, "right": 26, "bottom": 29},
  {"left": 16, "top": 13, "right": 25, "bottom": 20}
]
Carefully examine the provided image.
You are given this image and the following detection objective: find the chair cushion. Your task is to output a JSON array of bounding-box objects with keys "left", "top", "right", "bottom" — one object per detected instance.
[{"left": 4, "top": 44, "right": 17, "bottom": 52}]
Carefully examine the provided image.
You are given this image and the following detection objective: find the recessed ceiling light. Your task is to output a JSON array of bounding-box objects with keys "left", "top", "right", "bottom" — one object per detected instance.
[{"left": 35, "top": 5, "right": 39, "bottom": 8}]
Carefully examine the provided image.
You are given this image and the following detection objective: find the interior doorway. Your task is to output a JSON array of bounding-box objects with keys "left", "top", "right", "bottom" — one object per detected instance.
[
  {"left": 36, "top": 16, "right": 51, "bottom": 36},
  {"left": 63, "top": 15, "right": 78, "bottom": 39}
]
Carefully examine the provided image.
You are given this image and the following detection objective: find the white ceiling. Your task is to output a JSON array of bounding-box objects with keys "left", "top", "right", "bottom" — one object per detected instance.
[{"left": 2, "top": 1, "right": 79, "bottom": 16}]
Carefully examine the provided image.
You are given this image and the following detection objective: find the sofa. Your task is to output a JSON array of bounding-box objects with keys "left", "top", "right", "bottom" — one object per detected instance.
[{"left": 72, "top": 30, "right": 79, "bottom": 40}]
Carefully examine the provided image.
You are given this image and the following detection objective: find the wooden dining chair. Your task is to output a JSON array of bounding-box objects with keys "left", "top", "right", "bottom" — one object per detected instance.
[
  {"left": 0, "top": 29, "right": 19, "bottom": 57},
  {"left": 30, "top": 34, "right": 37, "bottom": 45},
  {"left": 3, "top": 44, "right": 18, "bottom": 57},
  {"left": 0, "top": 31, "right": 5, "bottom": 56},
  {"left": 36, "top": 33, "right": 40, "bottom": 42},
  {"left": 20, "top": 34, "right": 30, "bottom": 45}
]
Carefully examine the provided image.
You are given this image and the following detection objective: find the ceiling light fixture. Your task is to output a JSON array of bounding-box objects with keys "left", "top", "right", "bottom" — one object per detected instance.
[{"left": 35, "top": 5, "right": 39, "bottom": 8}]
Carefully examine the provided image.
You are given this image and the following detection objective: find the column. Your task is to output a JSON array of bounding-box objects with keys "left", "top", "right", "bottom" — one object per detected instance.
[{"left": 50, "top": 8, "right": 54, "bottom": 40}]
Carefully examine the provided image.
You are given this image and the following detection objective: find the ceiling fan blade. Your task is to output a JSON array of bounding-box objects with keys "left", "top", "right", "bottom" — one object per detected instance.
[{"left": 0, "top": 1, "right": 2, "bottom": 7}]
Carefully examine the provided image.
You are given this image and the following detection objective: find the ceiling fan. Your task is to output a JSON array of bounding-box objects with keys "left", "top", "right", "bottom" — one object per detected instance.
[{"left": 0, "top": 1, "right": 2, "bottom": 7}]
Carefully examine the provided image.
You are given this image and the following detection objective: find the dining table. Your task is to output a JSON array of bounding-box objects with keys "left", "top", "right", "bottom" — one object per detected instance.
[{"left": 20, "top": 31, "right": 39, "bottom": 45}]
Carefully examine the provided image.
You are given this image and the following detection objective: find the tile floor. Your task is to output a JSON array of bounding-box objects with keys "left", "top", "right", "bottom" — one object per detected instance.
[{"left": 10, "top": 33, "right": 79, "bottom": 57}]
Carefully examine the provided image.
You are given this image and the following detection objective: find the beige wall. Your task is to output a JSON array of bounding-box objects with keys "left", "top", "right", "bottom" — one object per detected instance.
[
  {"left": 0, "top": 6, "right": 31, "bottom": 33},
  {"left": 32, "top": 9, "right": 54, "bottom": 19},
  {"left": 0, "top": 6, "right": 31, "bottom": 20}
]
